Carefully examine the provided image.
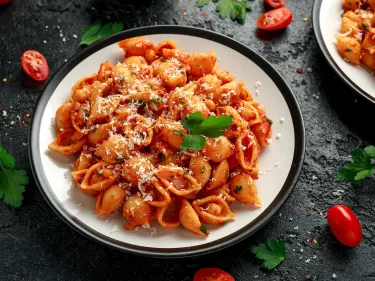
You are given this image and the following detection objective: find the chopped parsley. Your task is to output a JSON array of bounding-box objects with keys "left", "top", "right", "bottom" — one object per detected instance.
[
  {"left": 345, "top": 48, "right": 352, "bottom": 52},
  {"left": 200, "top": 223, "right": 208, "bottom": 234},
  {"left": 234, "top": 185, "right": 242, "bottom": 193},
  {"left": 174, "top": 130, "right": 185, "bottom": 136},
  {"left": 150, "top": 98, "right": 161, "bottom": 103},
  {"left": 201, "top": 167, "right": 206, "bottom": 174},
  {"left": 115, "top": 156, "right": 125, "bottom": 163}
]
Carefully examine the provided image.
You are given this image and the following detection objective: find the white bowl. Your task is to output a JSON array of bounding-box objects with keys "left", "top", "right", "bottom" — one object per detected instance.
[
  {"left": 313, "top": 0, "right": 375, "bottom": 103},
  {"left": 29, "top": 26, "right": 305, "bottom": 257}
]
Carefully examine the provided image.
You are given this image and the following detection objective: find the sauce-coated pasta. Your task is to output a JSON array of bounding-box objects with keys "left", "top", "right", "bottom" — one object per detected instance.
[{"left": 49, "top": 37, "right": 272, "bottom": 236}]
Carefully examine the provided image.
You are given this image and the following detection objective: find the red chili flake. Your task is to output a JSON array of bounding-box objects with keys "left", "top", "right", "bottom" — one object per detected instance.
[
  {"left": 307, "top": 237, "right": 313, "bottom": 243},
  {"left": 307, "top": 210, "right": 311, "bottom": 215},
  {"left": 202, "top": 12, "right": 208, "bottom": 17},
  {"left": 306, "top": 275, "right": 311, "bottom": 279},
  {"left": 3, "top": 116, "right": 8, "bottom": 121},
  {"left": 297, "top": 69, "right": 304, "bottom": 74}
]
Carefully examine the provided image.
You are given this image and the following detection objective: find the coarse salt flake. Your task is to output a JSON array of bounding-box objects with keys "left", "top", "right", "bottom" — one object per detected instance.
[
  {"left": 111, "top": 225, "right": 120, "bottom": 233},
  {"left": 280, "top": 117, "right": 285, "bottom": 123},
  {"left": 267, "top": 138, "right": 273, "bottom": 144},
  {"left": 276, "top": 133, "right": 282, "bottom": 139}
]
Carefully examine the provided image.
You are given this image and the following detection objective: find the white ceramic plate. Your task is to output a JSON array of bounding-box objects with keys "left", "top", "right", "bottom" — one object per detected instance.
[
  {"left": 313, "top": 0, "right": 375, "bottom": 103},
  {"left": 29, "top": 26, "right": 305, "bottom": 257}
]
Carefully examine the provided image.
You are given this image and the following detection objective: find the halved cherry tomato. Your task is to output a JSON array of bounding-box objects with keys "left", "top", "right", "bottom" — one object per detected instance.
[
  {"left": 265, "top": 0, "right": 286, "bottom": 9},
  {"left": 256, "top": 7, "right": 293, "bottom": 31},
  {"left": 194, "top": 268, "right": 235, "bottom": 281},
  {"left": 21, "top": 50, "right": 49, "bottom": 81},
  {"left": 327, "top": 205, "right": 362, "bottom": 247},
  {"left": 0, "top": 0, "right": 12, "bottom": 4}
]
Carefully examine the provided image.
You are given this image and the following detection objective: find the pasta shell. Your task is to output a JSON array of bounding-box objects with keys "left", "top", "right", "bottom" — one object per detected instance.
[
  {"left": 156, "top": 197, "right": 182, "bottom": 228},
  {"left": 55, "top": 103, "right": 73, "bottom": 133},
  {"left": 75, "top": 148, "right": 96, "bottom": 170},
  {"left": 97, "top": 61, "right": 113, "bottom": 82},
  {"left": 70, "top": 101, "right": 91, "bottom": 134},
  {"left": 193, "top": 195, "right": 236, "bottom": 224},
  {"left": 113, "top": 104, "right": 138, "bottom": 121},
  {"left": 95, "top": 135, "right": 131, "bottom": 163},
  {"left": 180, "top": 199, "right": 208, "bottom": 236},
  {"left": 71, "top": 74, "right": 97, "bottom": 94},
  {"left": 154, "top": 40, "right": 177, "bottom": 56},
  {"left": 229, "top": 173, "right": 261, "bottom": 206},
  {"left": 144, "top": 178, "right": 171, "bottom": 208},
  {"left": 180, "top": 95, "right": 209, "bottom": 119},
  {"left": 196, "top": 74, "right": 222, "bottom": 101},
  {"left": 111, "top": 64, "right": 136, "bottom": 91},
  {"left": 154, "top": 59, "right": 187, "bottom": 88},
  {"left": 189, "top": 156, "right": 212, "bottom": 188},
  {"left": 162, "top": 48, "right": 190, "bottom": 63},
  {"left": 122, "top": 114, "right": 153, "bottom": 146},
  {"left": 207, "top": 160, "right": 229, "bottom": 190},
  {"left": 187, "top": 52, "right": 216, "bottom": 77},
  {"left": 88, "top": 121, "right": 120, "bottom": 146},
  {"left": 95, "top": 185, "right": 126, "bottom": 216},
  {"left": 199, "top": 184, "right": 236, "bottom": 204},
  {"left": 156, "top": 166, "right": 201, "bottom": 196},
  {"left": 122, "top": 194, "right": 155, "bottom": 227},
  {"left": 203, "top": 136, "right": 234, "bottom": 163},
  {"left": 160, "top": 121, "right": 187, "bottom": 149},
  {"left": 218, "top": 81, "right": 243, "bottom": 106},
  {"left": 217, "top": 106, "right": 248, "bottom": 139},
  {"left": 118, "top": 37, "right": 154, "bottom": 57},
  {"left": 250, "top": 117, "right": 272, "bottom": 147},
  {"left": 48, "top": 128, "right": 87, "bottom": 155},
  {"left": 89, "top": 80, "right": 113, "bottom": 103},
  {"left": 237, "top": 101, "right": 261, "bottom": 126},
  {"left": 72, "top": 169, "right": 101, "bottom": 196},
  {"left": 235, "top": 130, "right": 260, "bottom": 171},
  {"left": 123, "top": 155, "right": 155, "bottom": 185},
  {"left": 239, "top": 85, "right": 253, "bottom": 101},
  {"left": 80, "top": 162, "right": 119, "bottom": 192},
  {"left": 88, "top": 95, "right": 122, "bottom": 126},
  {"left": 212, "top": 64, "right": 234, "bottom": 84}
]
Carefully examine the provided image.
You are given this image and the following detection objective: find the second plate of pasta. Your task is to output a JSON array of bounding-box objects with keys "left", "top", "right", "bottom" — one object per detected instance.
[{"left": 30, "top": 26, "right": 305, "bottom": 257}]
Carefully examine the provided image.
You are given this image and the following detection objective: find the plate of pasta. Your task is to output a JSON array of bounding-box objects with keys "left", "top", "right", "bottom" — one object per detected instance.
[
  {"left": 30, "top": 26, "right": 304, "bottom": 257},
  {"left": 313, "top": 0, "right": 375, "bottom": 103}
]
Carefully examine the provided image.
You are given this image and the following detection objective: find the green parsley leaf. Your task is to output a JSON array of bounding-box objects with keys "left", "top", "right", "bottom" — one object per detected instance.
[
  {"left": 0, "top": 146, "right": 15, "bottom": 169},
  {"left": 200, "top": 223, "right": 208, "bottom": 234},
  {"left": 180, "top": 134, "right": 206, "bottom": 151},
  {"left": 115, "top": 156, "right": 125, "bottom": 163},
  {"left": 249, "top": 239, "right": 286, "bottom": 270},
  {"left": 0, "top": 146, "right": 29, "bottom": 209},
  {"left": 78, "top": 20, "right": 123, "bottom": 47},
  {"left": 234, "top": 185, "right": 242, "bottom": 193},
  {"left": 213, "top": 0, "right": 250, "bottom": 21},
  {"left": 150, "top": 98, "right": 161, "bottom": 103},
  {"left": 345, "top": 48, "right": 352, "bottom": 52},
  {"left": 364, "top": 146, "right": 375, "bottom": 158},
  {"left": 160, "top": 154, "right": 165, "bottom": 162},
  {"left": 362, "top": 23, "right": 369, "bottom": 30},
  {"left": 174, "top": 130, "right": 185, "bottom": 136},
  {"left": 180, "top": 112, "right": 232, "bottom": 150},
  {"left": 338, "top": 147, "right": 375, "bottom": 184},
  {"left": 197, "top": 0, "right": 210, "bottom": 7},
  {"left": 201, "top": 167, "right": 206, "bottom": 174}
]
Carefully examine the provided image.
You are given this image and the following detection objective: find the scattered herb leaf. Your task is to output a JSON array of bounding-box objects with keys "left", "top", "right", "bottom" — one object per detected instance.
[
  {"left": 200, "top": 223, "right": 208, "bottom": 234},
  {"left": 234, "top": 185, "right": 242, "bottom": 193},
  {"left": 214, "top": 0, "right": 250, "bottom": 21},
  {"left": 338, "top": 146, "right": 375, "bottom": 184},
  {"left": 197, "top": 0, "right": 210, "bottom": 7},
  {"left": 150, "top": 98, "right": 161, "bottom": 103},
  {"left": 0, "top": 145, "right": 29, "bottom": 208},
  {"left": 115, "top": 156, "right": 125, "bottom": 163},
  {"left": 201, "top": 167, "right": 206, "bottom": 174},
  {"left": 345, "top": 48, "right": 352, "bottom": 52},
  {"left": 249, "top": 239, "right": 286, "bottom": 270},
  {"left": 362, "top": 23, "right": 369, "bottom": 30},
  {"left": 78, "top": 20, "right": 123, "bottom": 47},
  {"left": 160, "top": 154, "right": 165, "bottom": 162}
]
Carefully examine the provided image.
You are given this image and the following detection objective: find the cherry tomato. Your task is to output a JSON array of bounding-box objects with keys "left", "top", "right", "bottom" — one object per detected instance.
[
  {"left": 0, "top": 0, "right": 12, "bottom": 4},
  {"left": 327, "top": 205, "right": 362, "bottom": 247},
  {"left": 194, "top": 268, "right": 235, "bottom": 281},
  {"left": 21, "top": 50, "right": 49, "bottom": 81},
  {"left": 265, "top": 0, "right": 286, "bottom": 9},
  {"left": 256, "top": 7, "right": 293, "bottom": 31}
]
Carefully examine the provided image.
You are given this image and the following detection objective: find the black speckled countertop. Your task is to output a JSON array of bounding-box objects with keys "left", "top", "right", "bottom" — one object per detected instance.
[{"left": 1, "top": 0, "right": 375, "bottom": 280}]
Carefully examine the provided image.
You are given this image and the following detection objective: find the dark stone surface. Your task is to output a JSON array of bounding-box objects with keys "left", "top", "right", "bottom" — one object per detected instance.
[{"left": 1, "top": 0, "right": 375, "bottom": 280}]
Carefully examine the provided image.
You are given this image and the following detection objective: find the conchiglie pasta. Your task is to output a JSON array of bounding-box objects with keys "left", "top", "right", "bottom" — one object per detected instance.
[
  {"left": 80, "top": 162, "right": 119, "bottom": 192},
  {"left": 207, "top": 160, "right": 229, "bottom": 190},
  {"left": 204, "top": 136, "right": 234, "bottom": 163},
  {"left": 55, "top": 103, "right": 73, "bottom": 133},
  {"left": 95, "top": 185, "right": 126, "bottom": 216},
  {"left": 48, "top": 128, "right": 87, "bottom": 155},
  {"left": 160, "top": 121, "right": 187, "bottom": 149},
  {"left": 187, "top": 52, "right": 217, "bottom": 77},
  {"left": 189, "top": 156, "right": 212, "bottom": 188},
  {"left": 156, "top": 197, "right": 182, "bottom": 228},
  {"left": 193, "top": 195, "right": 235, "bottom": 224},
  {"left": 235, "top": 130, "right": 260, "bottom": 171},
  {"left": 122, "top": 194, "right": 155, "bottom": 227},
  {"left": 95, "top": 135, "right": 131, "bottom": 163},
  {"left": 118, "top": 36, "right": 154, "bottom": 57},
  {"left": 229, "top": 173, "right": 261, "bottom": 206},
  {"left": 180, "top": 199, "right": 208, "bottom": 236},
  {"left": 335, "top": 36, "right": 361, "bottom": 65}
]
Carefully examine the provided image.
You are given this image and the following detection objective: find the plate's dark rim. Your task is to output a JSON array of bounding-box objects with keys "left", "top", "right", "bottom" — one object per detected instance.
[
  {"left": 312, "top": 0, "right": 375, "bottom": 105},
  {"left": 29, "top": 25, "right": 305, "bottom": 258}
]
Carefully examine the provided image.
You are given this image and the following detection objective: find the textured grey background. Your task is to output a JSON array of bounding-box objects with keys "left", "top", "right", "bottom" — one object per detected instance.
[{"left": 1, "top": 0, "right": 375, "bottom": 280}]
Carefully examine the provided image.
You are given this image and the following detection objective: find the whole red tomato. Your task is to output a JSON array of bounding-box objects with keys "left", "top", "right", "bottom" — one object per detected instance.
[{"left": 327, "top": 205, "right": 362, "bottom": 247}]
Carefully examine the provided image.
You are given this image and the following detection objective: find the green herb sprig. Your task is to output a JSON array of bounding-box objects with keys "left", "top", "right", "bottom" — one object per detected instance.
[
  {"left": 338, "top": 146, "right": 375, "bottom": 184},
  {"left": 180, "top": 112, "right": 232, "bottom": 151},
  {"left": 197, "top": 0, "right": 251, "bottom": 21},
  {"left": 0, "top": 146, "right": 29, "bottom": 208},
  {"left": 78, "top": 20, "right": 123, "bottom": 47},
  {"left": 249, "top": 239, "right": 286, "bottom": 270}
]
